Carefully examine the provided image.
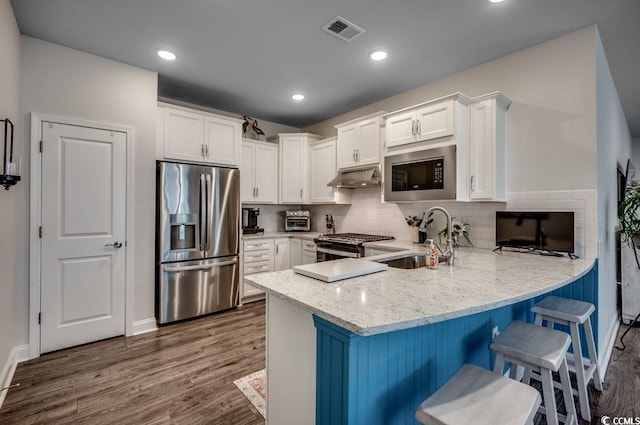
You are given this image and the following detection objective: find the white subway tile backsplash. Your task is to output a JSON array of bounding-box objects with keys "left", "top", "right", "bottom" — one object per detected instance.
[
  {"left": 548, "top": 191, "right": 572, "bottom": 200},
  {"left": 292, "top": 189, "right": 600, "bottom": 259},
  {"left": 537, "top": 200, "right": 560, "bottom": 209},
  {"left": 558, "top": 199, "right": 585, "bottom": 210},
  {"left": 572, "top": 190, "right": 597, "bottom": 208}
]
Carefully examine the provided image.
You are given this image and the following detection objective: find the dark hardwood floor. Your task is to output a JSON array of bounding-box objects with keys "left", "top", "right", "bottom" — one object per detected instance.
[
  {"left": 0, "top": 301, "right": 266, "bottom": 425},
  {"left": 2, "top": 301, "right": 639, "bottom": 425}
]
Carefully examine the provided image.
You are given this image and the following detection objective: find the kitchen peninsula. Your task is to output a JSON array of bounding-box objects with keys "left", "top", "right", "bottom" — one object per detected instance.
[{"left": 245, "top": 245, "right": 597, "bottom": 425}]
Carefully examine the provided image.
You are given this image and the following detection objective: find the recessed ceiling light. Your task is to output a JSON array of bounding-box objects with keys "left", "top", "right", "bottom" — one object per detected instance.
[
  {"left": 370, "top": 50, "right": 388, "bottom": 61},
  {"left": 157, "top": 50, "right": 177, "bottom": 61},
  {"left": 292, "top": 93, "right": 305, "bottom": 101},
  {"left": 488, "top": 0, "right": 505, "bottom": 3}
]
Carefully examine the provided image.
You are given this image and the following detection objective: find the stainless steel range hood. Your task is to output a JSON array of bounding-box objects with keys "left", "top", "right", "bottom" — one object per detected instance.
[{"left": 327, "top": 166, "right": 381, "bottom": 188}]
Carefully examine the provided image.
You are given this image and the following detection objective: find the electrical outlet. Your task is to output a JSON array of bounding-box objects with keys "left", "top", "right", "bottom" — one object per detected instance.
[{"left": 492, "top": 326, "right": 499, "bottom": 339}]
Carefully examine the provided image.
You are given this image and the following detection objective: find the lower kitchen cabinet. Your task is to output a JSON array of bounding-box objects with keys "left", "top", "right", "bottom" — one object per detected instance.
[
  {"left": 274, "top": 238, "right": 291, "bottom": 271},
  {"left": 242, "top": 239, "right": 274, "bottom": 300},
  {"left": 290, "top": 238, "right": 302, "bottom": 267},
  {"left": 242, "top": 236, "right": 316, "bottom": 302}
]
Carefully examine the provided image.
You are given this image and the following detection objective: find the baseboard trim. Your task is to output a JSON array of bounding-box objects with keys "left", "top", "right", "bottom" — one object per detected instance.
[
  {"left": 133, "top": 318, "right": 158, "bottom": 336},
  {"left": 598, "top": 315, "right": 620, "bottom": 380},
  {"left": 0, "top": 345, "right": 29, "bottom": 409}
]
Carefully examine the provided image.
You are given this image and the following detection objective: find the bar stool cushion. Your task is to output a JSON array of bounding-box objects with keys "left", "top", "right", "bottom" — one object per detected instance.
[
  {"left": 489, "top": 320, "right": 571, "bottom": 371},
  {"left": 531, "top": 296, "right": 594, "bottom": 324},
  {"left": 415, "top": 364, "right": 541, "bottom": 425}
]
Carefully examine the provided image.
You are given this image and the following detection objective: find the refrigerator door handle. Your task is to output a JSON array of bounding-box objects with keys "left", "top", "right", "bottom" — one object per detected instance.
[
  {"left": 200, "top": 173, "right": 206, "bottom": 252},
  {"left": 205, "top": 173, "right": 212, "bottom": 252},
  {"left": 163, "top": 258, "right": 239, "bottom": 272}
]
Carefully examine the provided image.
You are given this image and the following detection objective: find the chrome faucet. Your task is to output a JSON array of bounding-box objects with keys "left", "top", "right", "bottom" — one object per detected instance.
[{"left": 426, "top": 206, "right": 455, "bottom": 266}]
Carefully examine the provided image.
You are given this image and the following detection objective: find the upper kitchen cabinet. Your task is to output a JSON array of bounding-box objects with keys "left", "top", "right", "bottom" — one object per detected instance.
[
  {"left": 384, "top": 94, "right": 467, "bottom": 149},
  {"left": 275, "top": 133, "right": 322, "bottom": 204},
  {"left": 335, "top": 113, "right": 384, "bottom": 170},
  {"left": 159, "top": 103, "right": 242, "bottom": 166},
  {"left": 309, "top": 137, "right": 352, "bottom": 204},
  {"left": 468, "top": 93, "right": 510, "bottom": 201},
  {"left": 241, "top": 139, "right": 278, "bottom": 203}
]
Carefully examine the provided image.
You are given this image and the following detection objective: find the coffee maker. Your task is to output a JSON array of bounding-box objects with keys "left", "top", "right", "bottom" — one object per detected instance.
[{"left": 242, "top": 207, "right": 264, "bottom": 234}]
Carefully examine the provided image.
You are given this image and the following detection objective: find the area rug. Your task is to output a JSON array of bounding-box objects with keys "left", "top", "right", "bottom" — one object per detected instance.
[{"left": 233, "top": 369, "right": 266, "bottom": 418}]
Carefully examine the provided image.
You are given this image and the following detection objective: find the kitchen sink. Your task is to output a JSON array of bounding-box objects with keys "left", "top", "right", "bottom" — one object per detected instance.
[{"left": 378, "top": 254, "right": 427, "bottom": 269}]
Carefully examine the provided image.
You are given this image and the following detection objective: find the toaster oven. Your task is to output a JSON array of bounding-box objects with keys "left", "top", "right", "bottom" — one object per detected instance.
[{"left": 285, "top": 210, "right": 311, "bottom": 232}]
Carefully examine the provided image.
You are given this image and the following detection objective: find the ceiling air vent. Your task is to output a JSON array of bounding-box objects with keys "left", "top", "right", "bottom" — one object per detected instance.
[{"left": 323, "top": 16, "right": 365, "bottom": 42}]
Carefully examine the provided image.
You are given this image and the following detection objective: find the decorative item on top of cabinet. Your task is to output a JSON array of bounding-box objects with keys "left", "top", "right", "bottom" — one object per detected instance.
[
  {"left": 467, "top": 92, "right": 510, "bottom": 201},
  {"left": 241, "top": 138, "right": 278, "bottom": 204},
  {"left": 335, "top": 112, "right": 385, "bottom": 170},
  {"left": 383, "top": 93, "right": 469, "bottom": 150},
  {"left": 309, "top": 137, "right": 352, "bottom": 204},
  {"left": 271, "top": 133, "right": 322, "bottom": 204},
  {"left": 159, "top": 103, "right": 242, "bottom": 166},
  {"left": 242, "top": 115, "right": 266, "bottom": 140}
]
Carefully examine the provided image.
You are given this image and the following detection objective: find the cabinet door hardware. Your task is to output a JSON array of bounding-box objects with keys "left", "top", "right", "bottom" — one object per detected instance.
[
  {"left": 411, "top": 120, "right": 416, "bottom": 135},
  {"left": 300, "top": 188, "right": 303, "bottom": 199},
  {"left": 416, "top": 120, "right": 421, "bottom": 136},
  {"left": 470, "top": 175, "right": 475, "bottom": 192}
]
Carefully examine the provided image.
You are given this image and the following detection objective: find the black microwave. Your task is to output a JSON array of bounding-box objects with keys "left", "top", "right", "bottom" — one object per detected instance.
[{"left": 383, "top": 145, "right": 456, "bottom": 202}]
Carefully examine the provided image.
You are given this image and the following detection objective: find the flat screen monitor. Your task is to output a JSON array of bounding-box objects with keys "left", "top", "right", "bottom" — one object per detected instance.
[{"left": 496, "top": 211, "right": 574, "bottom": 253}]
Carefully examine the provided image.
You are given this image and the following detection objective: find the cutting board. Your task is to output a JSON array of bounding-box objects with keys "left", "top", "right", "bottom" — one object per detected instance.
[{"left": 292, "top": 258, "right": 388, "bottom": 282}]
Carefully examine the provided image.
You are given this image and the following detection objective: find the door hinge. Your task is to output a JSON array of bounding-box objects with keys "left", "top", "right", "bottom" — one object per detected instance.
[
  {"left": 39, "top": 226, "right": 42, "bottom": 238},
  {"left": 38, "top": 312, "right": 41, "bottom": 325},
  {"left": 39, "top": 141, "right": 43, "bottom": 153}
]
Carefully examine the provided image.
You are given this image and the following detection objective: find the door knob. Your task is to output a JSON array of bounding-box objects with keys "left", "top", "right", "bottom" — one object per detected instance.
[{"left": 105, "top": 241, "right": 123, "bottom": 248}]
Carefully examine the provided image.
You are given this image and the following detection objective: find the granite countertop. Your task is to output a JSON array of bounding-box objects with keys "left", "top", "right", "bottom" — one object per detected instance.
[
  {"left": 242, "top": 231, "right": 321, "bottom": 241},
  {"left": 244, "top": 246, "right": 595, "bottom": 336}
]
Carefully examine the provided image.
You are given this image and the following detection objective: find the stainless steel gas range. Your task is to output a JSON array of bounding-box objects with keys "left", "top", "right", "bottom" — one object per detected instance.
[{"left": 314, "top": 233, "right": 394, "bottom": 262}]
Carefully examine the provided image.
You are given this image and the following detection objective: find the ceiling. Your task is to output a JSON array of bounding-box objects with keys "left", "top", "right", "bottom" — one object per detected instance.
[{"left": 10, "top": 0, "right": 640, "bottom": 136}]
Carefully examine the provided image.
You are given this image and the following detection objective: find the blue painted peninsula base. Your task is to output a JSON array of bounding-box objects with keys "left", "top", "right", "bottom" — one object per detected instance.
[{"left": 313, "top": 262, "right": 598, "bottom": 425}]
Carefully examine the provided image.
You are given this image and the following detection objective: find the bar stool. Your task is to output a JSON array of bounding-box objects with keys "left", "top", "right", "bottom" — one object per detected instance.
[
  {"left": 530, "top": 296, "right": 604, "bottom": 421},
  {"left": 489, "top": 320, "right": 577, "bottom": 425},
  {"left": 414, "top": 363, "right": 541, "bottom": 425}
]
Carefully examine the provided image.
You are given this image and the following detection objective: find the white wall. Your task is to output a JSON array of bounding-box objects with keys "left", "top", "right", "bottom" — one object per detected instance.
[
  {"left": 631, "top": 137, "right": 640, "bottom": 172},
  {"left": 0, "top": 0, "right": 20, "bottom": 389},
  {"left": 305, "top": 27, "right": 598, "bottom": 193},
  {"left": 596, "top": 31, "right": 632, "bottom": 350},
  {"left": 17, "top": 37, "right": 158, "bottom": 348}
]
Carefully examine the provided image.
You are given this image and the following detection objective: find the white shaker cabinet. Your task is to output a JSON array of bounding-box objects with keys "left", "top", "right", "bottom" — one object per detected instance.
[
  {"left": 163, "top": 107, "right": 204, "bottom": 162},
  {"left": 335, "top": 113, "right": 383, "bottom": 170},
  {"left": 275, "top": 133, "right": 322, "bottom": 204},
  {"left": 309, "top": 137, "right": 352, "bottom": 204},
  {"left": 467, "top": 93, "right": 510, "bottom": 201},
  {"left": 242, "top": 239, "right": 275, "bottom": 300},
  {"left": 160, "top": 104, "right": 242, "bottom": 166},
  {"left": 240, "top": 139, "right": 278, "bottom": 203},
  {"left": 290, "top": 238, "right": 302, "bottom": 267},
  {"left": 203, "top": 114, "right": 242, "bottom": 166},
  {"left": 274, "top": 238, "right": 291, "bottom": 271},
  {"left": 385, "top": 97, "right": 458, "bottom": 149}
]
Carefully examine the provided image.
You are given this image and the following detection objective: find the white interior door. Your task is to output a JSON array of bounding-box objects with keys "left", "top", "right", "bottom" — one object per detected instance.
[{"left": 40, "top": 122, "right": 127, "bottom": 353}]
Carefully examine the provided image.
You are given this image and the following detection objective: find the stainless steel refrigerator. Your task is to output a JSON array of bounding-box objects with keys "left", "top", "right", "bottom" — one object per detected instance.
[{"left": 155, "top": 160, "right": 240, "bottom": 324}]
